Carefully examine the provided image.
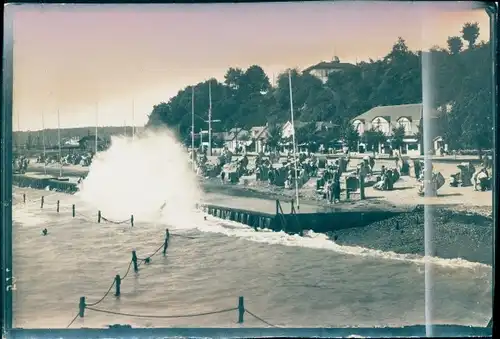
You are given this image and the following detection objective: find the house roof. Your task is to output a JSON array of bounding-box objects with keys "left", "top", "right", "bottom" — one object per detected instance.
[
  {"left": 223, "top": 129, "right": 248, "bottom": 141},
  {"left": 79, "top": 135, "right": 104, "bottom": 143},
  {"left": 283, "top": 121, "right": 337, "bottom": 132},
  {"left": 352, "top": 103, "right": 439, "bottom": 123},
  {"left": 250, "top": 126, "right": 268, "bottom": 139},
  {"left": 303, "top": 61, "right": 356, "bottom": 73}
]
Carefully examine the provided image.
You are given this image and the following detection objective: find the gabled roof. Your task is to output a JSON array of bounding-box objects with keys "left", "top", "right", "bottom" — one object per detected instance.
[
  {"left": 304, "top": 61, "right": 356, "bottom": 73},
  {"left": 250, "top": 126, "right": 268, "bottom": 139},
  {"left": 222, "top": 129, "right": 248, "bottom": 141},
  {"left": 352, "top": 103, "right": 439, "bottom": 123},
  {"left": 283, "top": 121, "right": 338, "bottom": 132},
  {"left": 79, "top": 135, "right": 104, "bottom": 143}
]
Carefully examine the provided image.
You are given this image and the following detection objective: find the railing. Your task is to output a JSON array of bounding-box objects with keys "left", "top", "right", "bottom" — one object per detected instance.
[{"left": 12, "top": 192, "right": 280, "bottom": 328}]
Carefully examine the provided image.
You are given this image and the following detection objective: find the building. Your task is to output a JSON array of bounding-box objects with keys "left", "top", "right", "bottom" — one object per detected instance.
[
  {"left": 249, "top": 126, "right": 268, "bottom": 153},
  {"left": 222, "top": 128, "right": 249, "bottom": 151},
  {"left": 78, "top": 135, "right": 106, "bottom": 152},
  {"left": 303, "top": 60, "right": 356, "bottom": 83},
  {"left": 351, "top": 103, "right": 439, "bottom": 155},
  {"left": 281, "top": 121, "right": 336, "bottom": 139}
]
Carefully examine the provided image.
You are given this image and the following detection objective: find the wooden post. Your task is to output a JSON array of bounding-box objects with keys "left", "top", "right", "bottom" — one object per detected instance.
[
  {"left": 132, "top": 250, "right": 138, "bottom": 272},
  {"left": 275, "top": 200, "right": 279, "bottom": 215},
  {"left": 360, "top": 174, "right": 366, "bottom": 200},
  {"left": 40, "top": 196, "right": 44, "bottom": 209},
  {"left": 23, "top": 193, "right": 26, "bottom": 203},
  {"left": 162, "top": 229, "right": 169, "bottom": 256},
  {"left": 56, "top": 200, "right": 60, "bottom": 213},
  {"left": 130, "top": 215, "right": 134, "bottom": 227},
  {"left": 114, "top": 275, "right": 121, "bottom": 297},
  {"left": 97, "top": 210, "right": 101, "bottom": 223},
  {"left": 78, "top": 297, "right": 86, "bottom": 317},
  {"left": 72, "top": 204, "right": 75, "bottom": 218},
  {"left": 238, "top": 296, "right": 245, "bottom": 324}
]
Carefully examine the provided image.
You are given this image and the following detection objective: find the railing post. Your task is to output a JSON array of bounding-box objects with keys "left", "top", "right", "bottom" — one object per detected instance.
[
  {"left": 79, "top": 297, "right": 86, "bottom": 318},
  {"left": 130, "top": 215, "right": 134, "bottom": 227},
  {"left": 40, "top": 196, "right": 44, "bottom": 209},
  {"left": 97, "top": 210, "right": 101, "bottom": 223},
  {"left": 56, "top": 200, "right": 60, "bottom": 213},
  {"left": 163, "top": 228, "right": 169, "bottom": 256},
  {"left": 238, "top": 296, "right": 245, "bottom": 324},
  {"left": 275, "top": 200, "right": 279, "bottom": 215},
  {"left": 72, "top": 204, "right": 76, "bottom": 218},
  {"left": 115, "top": 275, "right": 121, "bottom": 297},
  {"left": 359, "top": 174, "right": 366, "bottom": 200},
  {"left": 23, "top": 193, "right": 26, "bottom": 203},
  {"left": 132, "top": 250, "right": 138, "bottom": 272}
]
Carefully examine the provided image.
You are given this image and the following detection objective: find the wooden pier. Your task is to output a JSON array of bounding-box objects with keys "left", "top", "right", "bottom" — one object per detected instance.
[{"left": 202, "top": 199, "right": 402, "bottom": 235}]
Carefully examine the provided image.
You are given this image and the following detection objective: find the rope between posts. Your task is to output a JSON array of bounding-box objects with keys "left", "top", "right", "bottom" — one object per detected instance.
[
  {"left": 86, "top": 306, "right": 239, "bottom": 319},
  {"left": 101, "top": 216, "right": 130, "bottom": 224},
  {"left": 137, "top": 243, "right": 165, "bottom": 264},
  {"left": 66, "top": 313, "right": 79, "bottom": 329},
  {"left": 245, "top": 309, "right": 281, "bottom": 327},
  {"left": 86, "top": 280, "right": 116, "bottom": 307},
  {"left": 18, "top": 193, "right": 278, "bottom": 328}
]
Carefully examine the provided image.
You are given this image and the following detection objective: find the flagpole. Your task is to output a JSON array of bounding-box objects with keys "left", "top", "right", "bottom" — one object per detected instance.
[
  {"left": 191, "top": 87, "right": 195, "bottom": 171},
  {"left": 57, "top": 108, "right": 62, "bottom": 178},
  {"left": 42, "top": 111, "right": 47, "bottom": 175},
  {"left": 288, "top": 70, "right": 300, "bottom": 210},
  {"left": 208, "top": 80, "right": 212, "bottom": 156},
  {"left": 95, "top": 102, "right": 98, "bottom": 154},
  {"left": 132, "top": 99, "right": 135, "bottom": 142}
]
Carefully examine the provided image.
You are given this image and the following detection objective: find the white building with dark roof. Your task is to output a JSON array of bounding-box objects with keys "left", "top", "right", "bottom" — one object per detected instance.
[
  {"left": 351, "top": 103, "right": 439, "bottom": 155},
  {"left": 303, "top": 61, "right": 356, "bottom": 83}
]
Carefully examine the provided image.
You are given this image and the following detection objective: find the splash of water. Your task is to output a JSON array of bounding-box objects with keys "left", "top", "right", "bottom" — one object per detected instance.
[{"left": 77, "top": 128, "right": 202, "bottom": 228}]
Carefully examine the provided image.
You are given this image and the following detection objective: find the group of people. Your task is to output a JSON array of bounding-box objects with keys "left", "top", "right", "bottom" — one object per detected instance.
[
  {"left": 253, "top": 151, "right": 319, "bottom": 189},
  {"left": 449, "top": 161, "right": 491, "bottom": 192},
  {"left": 13, "top": 155, "right": 29, "bottom": 174},
  {"left": 35, "top": 152, "right": 94, "bottom": 167}
]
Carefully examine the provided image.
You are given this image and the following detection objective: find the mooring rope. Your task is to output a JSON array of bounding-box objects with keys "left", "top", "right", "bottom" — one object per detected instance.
[
  {"left": 85, "top": 306, "right": 238, "bottom": 319},
  {"left": 20, "top": 192, "right": 280, "bottom": 329}
]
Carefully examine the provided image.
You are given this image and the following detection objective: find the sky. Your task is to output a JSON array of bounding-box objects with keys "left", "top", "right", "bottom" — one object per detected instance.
[{"left": 7, "top": 1, "right": 490, "bottom": 131}]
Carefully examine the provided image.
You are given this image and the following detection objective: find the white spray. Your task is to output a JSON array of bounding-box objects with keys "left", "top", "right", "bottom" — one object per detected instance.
[{"left": 77, "top": 128, "right": 203, "bottom": 229}]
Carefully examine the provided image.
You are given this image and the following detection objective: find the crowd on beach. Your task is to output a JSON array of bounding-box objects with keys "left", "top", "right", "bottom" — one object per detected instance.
[
  {"left": 188, "top": 144, "right": 493, "bottom": 206},
  {"left": 34, "top": 152, "right": 95, "bottom": 167}
]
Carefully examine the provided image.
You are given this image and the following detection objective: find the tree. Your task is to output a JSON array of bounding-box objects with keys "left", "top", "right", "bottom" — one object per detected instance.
[
  {"left": 341, "top": 123, "right": 359, "bottom": 151},
  {"left": 363, "top": 128, "right": 386, "bottom": 155},
  {"left": 145, "top": 22, "right": 492, "bottom": 156},
  {"left": 447, "top": 36, "right": 464, "bottom": 55},
  {"left": 461, "top": 22, "right": 480, "bottom": 49},
  {"left": 266, "top": 124, "right": 282, "bottom": 151},
  {"left": 391, "top": 125, "right": 406, "bottom": 152}
]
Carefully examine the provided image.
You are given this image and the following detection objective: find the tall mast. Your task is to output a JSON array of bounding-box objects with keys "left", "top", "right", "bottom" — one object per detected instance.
[
  {"left": 132, "top": 98, "right": 136, "bottom": 142},
  {"left": 191, "top": 87, "right": 195, "bottom": 171},
  {"left": 57, "top": 108, "right": 62, "bottom": 178},
  {"left": 95, "top": 102, "right": 98, "bottom": 154},
  {"left": 288, "top": 70, "right": 300, "bottom": 210},
  {"left": 208, "top": 80, "right": 212, "bottom": 156},
  {"left": 42, "top": 111, "right": 47, "bottom": 175}
]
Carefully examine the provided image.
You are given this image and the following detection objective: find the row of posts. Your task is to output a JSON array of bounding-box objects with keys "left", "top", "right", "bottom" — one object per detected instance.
[
  {"left": 80, "top": 229, "right": 170, "bottom": 309},
  {"left": 37, "top": 195, "right": 134, "bottom": 225},
  {"left": 74, "top": 230, "right": 255, "bottom": 322},
  {"left": 79, "top": 295, "right": 246, "bottom": 324}
]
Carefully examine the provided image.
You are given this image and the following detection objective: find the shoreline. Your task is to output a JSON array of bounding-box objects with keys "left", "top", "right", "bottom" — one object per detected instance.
[{"left": 13, "top": 168, "right": 493, "bottom": 266}]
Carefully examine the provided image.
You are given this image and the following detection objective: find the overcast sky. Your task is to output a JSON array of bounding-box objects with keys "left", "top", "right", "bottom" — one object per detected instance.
[{"left": 8, "top": 1, "right": 489, "bottom": 131}]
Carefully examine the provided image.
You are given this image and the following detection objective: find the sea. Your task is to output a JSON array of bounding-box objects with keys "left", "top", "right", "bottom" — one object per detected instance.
[{"left": 11, "top": 129, "right": 492, "bottom": 330}]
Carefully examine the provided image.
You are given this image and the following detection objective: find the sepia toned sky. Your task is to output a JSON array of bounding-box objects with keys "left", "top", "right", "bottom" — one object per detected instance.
[{"left": 8, "top": 1, "right": 489, "bottom": 131}]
